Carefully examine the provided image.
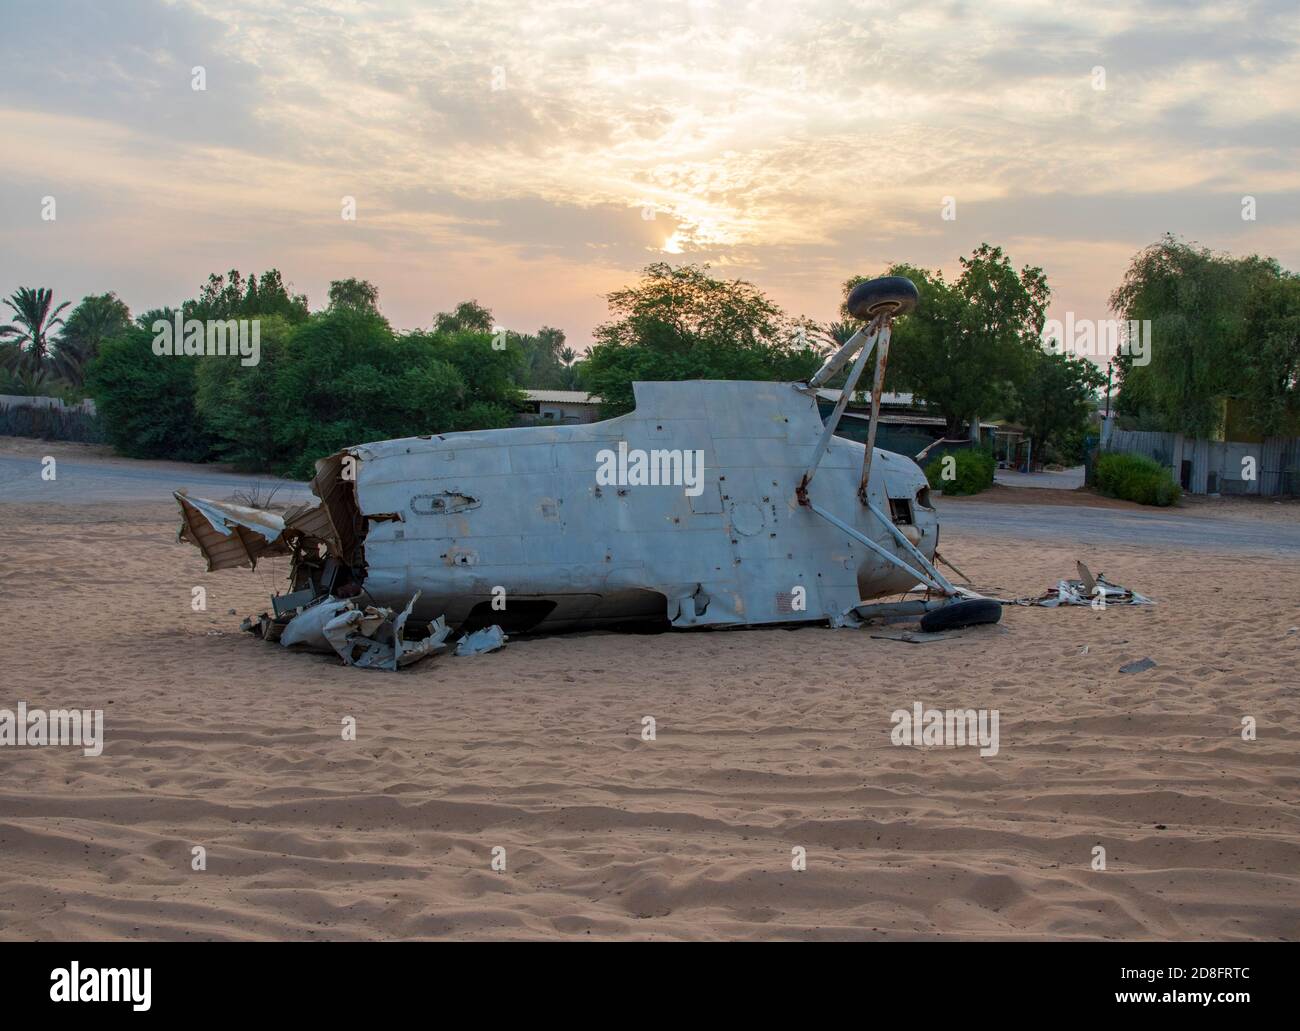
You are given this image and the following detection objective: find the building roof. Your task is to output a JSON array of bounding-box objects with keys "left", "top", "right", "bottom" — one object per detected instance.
[
  {"left": 837, "top": 410, "right": 999, "bottom": 430},
  {"left": 524, "top": 390, "right": 602, "bottom": 405},
  {"left": 527, "top": 388, "right": 910, "bottom": 407},
  {"left": 814, "top": 388, "right": 916, "bottom": 407}
]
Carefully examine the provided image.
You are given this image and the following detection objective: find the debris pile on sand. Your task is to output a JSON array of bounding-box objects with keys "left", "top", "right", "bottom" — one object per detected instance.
[
  {"left": 243, "top": 591, "right": 505, "bottom": 671},
  {"left": 1014, "top": 560, "right": 1155, "bottom": 608}
]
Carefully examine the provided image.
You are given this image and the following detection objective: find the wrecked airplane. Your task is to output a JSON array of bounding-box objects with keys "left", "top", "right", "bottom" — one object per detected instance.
[{"left": 174, "top": 276, "right": 1000, "bottom": 667}]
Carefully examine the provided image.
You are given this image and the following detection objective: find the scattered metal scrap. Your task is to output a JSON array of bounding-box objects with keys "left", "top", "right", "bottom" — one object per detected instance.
[
  {"left": 1014, "top": 561, "right": 1155, "bottom": 608},
  {"left": 180, "top": 488, "right": 506, "bottom": 671},
  {"left": 321, "top": 594, "right": 452, "bottom": 671},
  {"left": 243, "top": 591, "right": 490, "bottom": 671},
  {"left": 454, "top": 625, "right": 508, "bottom": 656}
]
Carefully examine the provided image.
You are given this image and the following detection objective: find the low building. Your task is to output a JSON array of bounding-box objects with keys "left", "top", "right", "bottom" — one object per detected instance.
[
  {"left": 515, "top": 390, "right": 603, "bottom": 425},
  {"left": 814, "top": 388, "right": 996, "bottom": 459}
]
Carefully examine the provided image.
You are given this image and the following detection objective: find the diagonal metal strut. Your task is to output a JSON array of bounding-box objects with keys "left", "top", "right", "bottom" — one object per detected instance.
[{"left": 798, "top": 314, "right": 884, "bottom": 501}]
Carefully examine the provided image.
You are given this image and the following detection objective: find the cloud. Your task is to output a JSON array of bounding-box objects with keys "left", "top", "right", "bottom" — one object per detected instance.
[{"left": 0, "top": 0, "right": 1297, "bottom": 343}]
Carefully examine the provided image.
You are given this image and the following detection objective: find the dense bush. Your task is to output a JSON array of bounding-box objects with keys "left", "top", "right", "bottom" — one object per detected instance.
[
  {"left": 89, "top": 307, "right": 527, "bottom": 479},
  {"left": 86, "top": 322, "right": 215, "bottom": 461},
  {"left": 923, "top": 447, "right": 995, "bottom": 496},
  {"left": 193, "top": 315, "right": 292, "bottom": 471},
  {"left": 1041, "top": 423, "right": 1092, "bottom": 467},
  {"left": 1094, "top": 452, "right": 1182, "bottom": 506},
  {"left": 271, "top": 315, "right": 522, "bottom": 479}
]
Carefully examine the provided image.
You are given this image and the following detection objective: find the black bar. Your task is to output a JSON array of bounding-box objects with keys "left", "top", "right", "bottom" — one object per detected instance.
[{"left": 2, "top": 943, "right": 1286, "bottom": 1019}]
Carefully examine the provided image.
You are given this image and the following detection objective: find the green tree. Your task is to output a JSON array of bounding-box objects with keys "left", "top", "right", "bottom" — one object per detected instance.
[
  {"left": 1010, "top": 349, "right": 1105, "bottom": 464},
  {"left": 580, "top": 263, "right": 821, "bottom": 414},
  {"left": 194, "top": 315, "right": 294, "bottom": 469},
  {"left": 267, "top": 308, "right": 418, "bottom": 477},
  {"left": 0, "top": 364, "right": 57, "bottom": 397},
  {"left": 194, "top": 307, "right": 527, "bottom": 478},
  {"left": 844, "top": 244, "right": 1050, "bottom": 436},
  {"left": 51, "top": 292, "right": 132, "bottom": 387},
  {"left": 190, "top": 269, "right": 309, "bottom": 323},
  {"left": 0, "top": 287, "right": 70, "bottom": 376},
  {"left": 86, "top": 314, "right": 214, "bottom": 461},
  {"left": 413, "top": 326, "right": 523, "bottom": 430},
  {"left": 1109, "top": 235, "right": 1279, "bottom": 436},
  {"left": 328, "top": 278, "right": 380, "bottom": 313},
  {"left": 558, "top": 345, "right": 581, "bottom": 389},
  {"left": 515, "top": 325, "right": 570, "bottom": 388},
  {"left": 1238, "top": 273, "right": 1300, "bottom": 437},
  {"left": 823, "top": 319, "right": 857, "bottom": 347},
  {"left": 434, "top": 300, "right": 494, "bottom": 335}
]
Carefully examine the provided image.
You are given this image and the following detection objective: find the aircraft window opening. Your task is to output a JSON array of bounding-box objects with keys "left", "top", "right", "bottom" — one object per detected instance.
[{"left": 889, "top": 497, "right": 914, "bottom": 525}]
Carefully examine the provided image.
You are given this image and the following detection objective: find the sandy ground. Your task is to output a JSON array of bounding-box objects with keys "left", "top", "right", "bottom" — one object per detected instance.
[{"left": 1, "top": 484, "right": 1297, "bottom": 942}]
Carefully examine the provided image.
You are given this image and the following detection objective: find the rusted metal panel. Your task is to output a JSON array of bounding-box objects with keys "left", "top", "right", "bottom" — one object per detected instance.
[
  {"left": 174, "top": 491, "right": 294, "bottom": 571},
  {"left": 858, "top": 323, "right": 893, "bottom": 503}
]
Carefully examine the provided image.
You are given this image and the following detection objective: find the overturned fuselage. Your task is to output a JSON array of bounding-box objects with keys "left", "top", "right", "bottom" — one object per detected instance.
[{"left": 176, "top": 379, "right": 940, "bottom": 634}]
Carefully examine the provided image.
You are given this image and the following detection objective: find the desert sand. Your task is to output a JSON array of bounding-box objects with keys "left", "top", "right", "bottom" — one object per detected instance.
[{"left": 0, "top": 480, "right": 1297, "bottom": 939}]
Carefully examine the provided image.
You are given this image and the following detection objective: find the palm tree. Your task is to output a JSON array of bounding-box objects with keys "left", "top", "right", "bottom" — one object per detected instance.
[
  {"left": 51, "top": 292, "right": 131, "bottom": 387},
  {"left": 0, "top": 361, "right": 55, "bottom": 397},
  {"left": 822, "top": 319, "right": 857, "bottom": 348},
  {"left": 0, "top": 287, "right": 70, "bottom": 377},
  {"left": 557, "top": 347, "right": 583, "bottom": 389}
]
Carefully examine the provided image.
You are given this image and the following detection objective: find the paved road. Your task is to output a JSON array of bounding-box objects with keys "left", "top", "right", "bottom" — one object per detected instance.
[
  {"left": 994, "top": 465, "right": 1085, "bottom": 490},
  {"left": 3, "top": 452, "right": 1296, "bottom": 555},
  {"left": 937, "top": 497, "right": 1300, "bottom": 555},
  {"left": 0, "top": 454, "right": 314, "bottom": 506}
]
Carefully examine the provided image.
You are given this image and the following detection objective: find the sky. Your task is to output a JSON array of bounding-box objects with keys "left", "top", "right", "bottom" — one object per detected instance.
[{"left": 2, "top": 0, "right": 1298, "bottom": 352}]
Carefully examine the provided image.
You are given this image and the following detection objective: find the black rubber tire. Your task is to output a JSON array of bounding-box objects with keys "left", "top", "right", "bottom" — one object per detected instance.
[
  {"left": 919, "top": 598, "right": 1002, "bottom": 633},
  {"left": 847, "top": 275, "right": 919, "bottom": 320}
]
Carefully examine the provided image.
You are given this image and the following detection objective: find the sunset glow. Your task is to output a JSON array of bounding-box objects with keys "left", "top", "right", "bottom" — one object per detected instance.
[{"left": 3, "top": 0, "right": 1298, "bottom": 345}]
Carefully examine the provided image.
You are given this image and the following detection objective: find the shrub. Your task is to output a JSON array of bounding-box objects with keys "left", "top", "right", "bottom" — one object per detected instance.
[
  {"left": 85, "top": 303, "right": 530, "bottom": 477},
  {"left": 924, "top": 447, "right": 995, "bottom": 496},
  {"left": 191, "top": 309, "right": 526, "bottom": 479},
  {"left": 1042, "top": 423, "right": 1092, "bottom": 466},
  {"left": 194, "top": 315, "right": 292, "bottom": 471},
  {"left": 86, "top": 324, "right": 214, "bottom": 462},
  {"left": 1094, "top": 452, "right": 1182, "bottom": 506}
]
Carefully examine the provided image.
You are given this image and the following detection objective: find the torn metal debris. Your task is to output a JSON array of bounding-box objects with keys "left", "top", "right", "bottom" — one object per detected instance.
[
  {"left": 454, "top": 625, "right": 507, "bottom": 656},
  {"left": 255, "top": 592, "right": 454, "bottom": 671},
  {"left": 1014, "top": 561, "right": 1155, "bottom": 608},
  {"left": 320, "top": 594, "right": 452, "bottom": 671}
]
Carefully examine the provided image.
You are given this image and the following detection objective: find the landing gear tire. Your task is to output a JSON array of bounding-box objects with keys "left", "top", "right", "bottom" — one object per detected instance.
[
  {"left": 846, "top": 275, "right": 919, "bottom": 320},
  {"left": 919, "top": 598, "right": 1002, "bottom": 633}
]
